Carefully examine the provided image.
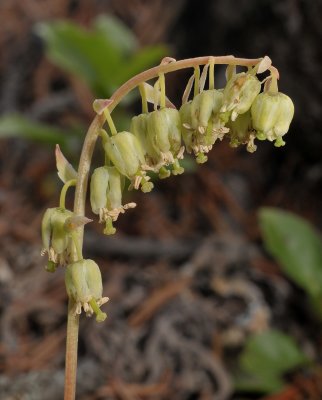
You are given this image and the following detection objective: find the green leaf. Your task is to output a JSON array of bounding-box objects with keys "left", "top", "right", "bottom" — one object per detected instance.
[
  {"left": 94, "top": 15, "right": 137, "bottom": 55},
  {"left": 236, "top": 330, "right": 308, "bottom": 393},
  {"left": 240, "top": 330, "right": 307, "bottom": 376},
  {"left": 235, "top": 372, "right": 284, "bottom": 393},
  {"left": 35, "top": 20, "right": 122, "bottom": 95},
  {"left": 35, "top": 18, "right": 168, "bottom": 100},
  {"left": 0, "top": 114, "right": 69, "bottom": 146},
  {"left": 259, "top": 207, "right": 322, "bottom": 297}
]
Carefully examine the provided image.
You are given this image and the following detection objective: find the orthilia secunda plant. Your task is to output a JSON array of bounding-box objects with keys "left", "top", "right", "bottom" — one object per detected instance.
[{"left": 40, "top": 55, "right": 294, "bottom": 400}]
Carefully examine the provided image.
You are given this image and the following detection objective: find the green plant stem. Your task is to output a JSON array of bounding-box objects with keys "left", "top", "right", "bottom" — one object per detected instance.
[
  {"left": 139, "top": 83, "right": 148, "bottom": 113},
  {"left": 63, "top": 55, "right": 266, "bottom": 400},
  {"left": 103, "top": 108, "right": 117, "bottom": 136},
  {"left": 59, "top": 179, "right": 77, "bottom": 209},
  {"left": 159, "top": 73, "right": 166, "bottom": 109},
  {"left": 194, "top": 66, "right": 200, "bottom": 97},
  {"left": 209, "top": 57, "right": 215, "bottom": 90},
  {"left": 71, "top": 231, "right": 83, "bottom": 261}
]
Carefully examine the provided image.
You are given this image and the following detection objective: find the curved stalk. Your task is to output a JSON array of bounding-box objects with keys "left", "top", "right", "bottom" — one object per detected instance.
[
  {"left": 63, "top": 55, "right": 266, "bottom": 400},
  {"left": 59, "top": 179, "right": 77, "bottom": 209},
  {"left": 109, "top": 55, "right": 263, "bottom": 110}
]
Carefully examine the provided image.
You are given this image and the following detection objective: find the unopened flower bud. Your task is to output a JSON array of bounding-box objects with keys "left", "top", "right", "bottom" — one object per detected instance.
[
  {"left": 251, "top": 92, "right": 294, "bottom": 146},
  {"left": 221, "top": 72, "right": 261, "bottom": 121},
  {"left": 65, "top": 259, "right": 108, "bottom": 322},
  {"left": 41, "top": 207, "right": 73, "bottom": 266}
]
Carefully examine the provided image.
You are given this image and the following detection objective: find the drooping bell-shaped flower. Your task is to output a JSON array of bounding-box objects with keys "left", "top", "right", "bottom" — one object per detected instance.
[
  {"left": 180, "top": 89, "right": 228, "bottom": 163},
  {"left": 130, "top": 112, "right": 162, "bottom": 172},
  {"left": 220, "top": 72, "right": 261, "bottom": 122},
  {"left": 41, "top": 207, "right": 74, "bottom": 269},
  {"left": 104, "top": 131, "right": 153, "bottom": 193},
  {"left": 145, "top": 108, "right": 184, "bottom": 177},
  {"left": 65, "top": 259, "right": 109, "bottom": 322},
  {"left": 131, "top": 113, "right": 157, "bottom": 160},
  {"left": 90, "top": 166, "right": 136, "bottom": 235},
  {"left": 251, "top": 91, "right": 294, "bottom": 147},
  {"left": 227, "top": 110, "right": 257, "bottom": 153}
]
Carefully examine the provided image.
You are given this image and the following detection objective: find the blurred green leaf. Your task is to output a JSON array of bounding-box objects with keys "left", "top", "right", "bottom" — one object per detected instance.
[
  {"left": 35, "top": 16, "right": 168, "bottom": 98},
  {"left": 35, "top": 20, "right": 122, "bottom": 96},
  {"left": 236, "top": 330, "right": 308, "bottom": 393},
  {"left": 0, "top": 114, "right": 71, "bottom": 146},
  {"left": 259, "top": 207, "right": 322, "bottom": 297},
  {"left": 3, "top": 17, "right": 168, "bottom": 156},
  {"left": 240, "top": 330, "right": 307, "bottom": 376},
  {"left": 235, "top": 372, "right": 283, "bottom": 393},
  {"left": 94, "top": 15, "right": 137, "bottom": 55}
]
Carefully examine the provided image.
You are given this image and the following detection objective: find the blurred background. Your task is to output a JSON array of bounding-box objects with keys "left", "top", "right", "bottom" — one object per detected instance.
[{"left": 0, "top": 0, "right": 321, "bottom": 399}]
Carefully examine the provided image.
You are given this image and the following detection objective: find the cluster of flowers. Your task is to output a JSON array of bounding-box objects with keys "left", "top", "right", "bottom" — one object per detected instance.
[
  {"left": 90, "top": 63, "right": 294, "bottom": 235},
  {"left": 41, "top": 59, "right": 294, "bottom": 320}
]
